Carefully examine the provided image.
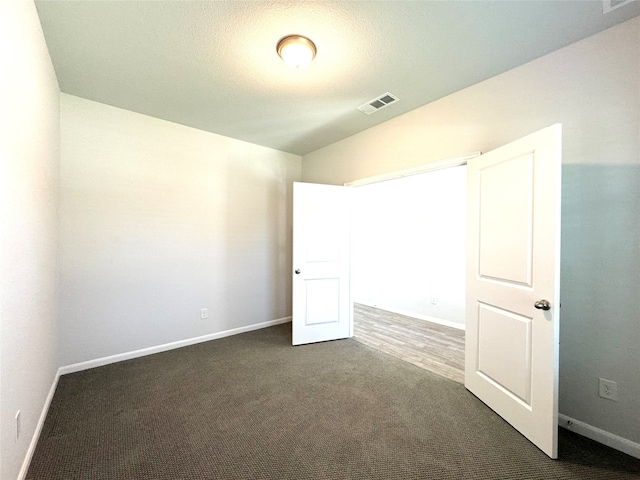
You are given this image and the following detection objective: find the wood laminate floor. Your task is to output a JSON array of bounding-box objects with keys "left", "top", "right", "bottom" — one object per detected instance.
[{"left": 353, "top": 303, "right": 465, "bottom": 384}]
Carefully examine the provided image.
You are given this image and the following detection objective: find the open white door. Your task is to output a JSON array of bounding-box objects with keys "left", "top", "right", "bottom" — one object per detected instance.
[
  {"left": 292, "top": 182, "right": 351, "bottom": 345},
  {"left": 465, "top": 124, "right": 562, "bottom": 458}
]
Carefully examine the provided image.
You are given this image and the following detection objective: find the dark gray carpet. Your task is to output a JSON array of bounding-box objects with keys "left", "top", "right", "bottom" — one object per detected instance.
[{"left": 27, "top": 324, "right": 640, "bottom": 479}]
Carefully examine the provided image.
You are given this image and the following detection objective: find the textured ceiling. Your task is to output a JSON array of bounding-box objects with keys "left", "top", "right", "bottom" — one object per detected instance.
[{"left": 35, "top": 0, "right": 640, "bottom": 156}]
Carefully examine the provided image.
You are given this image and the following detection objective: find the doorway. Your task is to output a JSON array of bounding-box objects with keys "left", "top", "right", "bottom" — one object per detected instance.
[
  {"left": 349, "top": 163, "right": 467, "bottom": 383},
  {"left": 293, "top": 125, "right": 562, "bottom": 458}
]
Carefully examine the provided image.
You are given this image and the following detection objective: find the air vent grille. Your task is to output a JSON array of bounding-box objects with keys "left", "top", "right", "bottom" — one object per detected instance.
[
  {"left": 357, "top": 92, "right": 399, "bottom": 115},
  {"left": 603, "top": 0, "right": 635, "bottom": 13}
]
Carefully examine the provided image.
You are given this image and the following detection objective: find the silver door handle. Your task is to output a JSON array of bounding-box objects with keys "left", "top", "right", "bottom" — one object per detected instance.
[{"left": 534, "top": 299, "right": 551, "bottom": 310}]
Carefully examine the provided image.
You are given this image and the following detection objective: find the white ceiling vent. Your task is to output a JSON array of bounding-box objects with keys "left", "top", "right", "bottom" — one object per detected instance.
[
  {"left": 603, "top": 0, "right": 636, "bottom": 13},
  {"left": 357, "top": 92, "right": 399, "bottom": 115}
]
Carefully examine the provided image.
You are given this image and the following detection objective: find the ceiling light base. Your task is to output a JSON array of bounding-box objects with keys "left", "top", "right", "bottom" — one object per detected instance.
[{"left": 277, "top": 35, "right": 317, "bottom": 70}]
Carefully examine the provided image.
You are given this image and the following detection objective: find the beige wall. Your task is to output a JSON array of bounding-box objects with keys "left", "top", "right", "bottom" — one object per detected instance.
[
  {"left": 59, "top": 94, "right": 301, "bottom": 366},
  {"left": 304, "top": 17, "right": 638, "bottom": 183},
  {"left": 303, "top": 18, "right": 640, "bottom": 448},
  {"left": 0, "top": 2, "right": 60, "bottom": 478}
]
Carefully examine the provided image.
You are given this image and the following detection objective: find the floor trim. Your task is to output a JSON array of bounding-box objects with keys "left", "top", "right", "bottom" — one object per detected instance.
[
  {"left": 559, "top": 414, "right": 640, "bottom": 459},
  {"left": 18, "top": 373, "right": 60, "bottom": 480},
  {"left": 18, "top": 317, "right": 292, "bottom": 479},
  {"left": 355, "top": 301, "right": 465, "bottom": 331},
  {"left": 59, "top": 317, "right": 292, "bottom": 376}
]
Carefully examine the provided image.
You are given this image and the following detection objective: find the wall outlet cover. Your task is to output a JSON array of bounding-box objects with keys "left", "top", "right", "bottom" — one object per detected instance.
[{"left": 598, "top": 377, "right": 618, "bottom": 401}]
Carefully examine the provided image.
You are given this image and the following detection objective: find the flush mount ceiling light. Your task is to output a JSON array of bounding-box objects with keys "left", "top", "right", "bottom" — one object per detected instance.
[{"left": 277, "top": 35, "right": 317, "bottom": 70}]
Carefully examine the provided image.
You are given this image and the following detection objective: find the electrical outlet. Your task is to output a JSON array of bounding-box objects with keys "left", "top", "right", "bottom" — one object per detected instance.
[
  {"left": 200, "top": 308, "right": 208, "bottom": 320},
  {"left": 431, "top": 296, "right": 438, "bottom": 305},
  {"left": 15, "top": 411, "right": 21, "bottom": 440},
  {"left": 598, "top": 378, "right": 618, "bottom": 401}
]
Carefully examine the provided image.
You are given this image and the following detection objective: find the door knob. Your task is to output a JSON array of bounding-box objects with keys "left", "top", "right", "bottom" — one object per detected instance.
[
  {"left": 534, "top": 299, "right": 551, "bottom": 310},
  {"left": 295, "top": 269, "right": 301, "bottom": 274}
]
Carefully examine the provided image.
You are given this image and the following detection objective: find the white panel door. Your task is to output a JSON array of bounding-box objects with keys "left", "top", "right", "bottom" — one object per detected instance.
[
  {"left": 466, "top": 124, "right": 562, "bottom": 458},
  {"left": 292, "top": 182, "right": 351, "bottom": 345}
]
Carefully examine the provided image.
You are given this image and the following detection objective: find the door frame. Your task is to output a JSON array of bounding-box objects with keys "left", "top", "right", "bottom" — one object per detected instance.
[
  {"left": 344, "top": 152, "right": 479, "bottom": 338},
  {"left": 345, "top": 153, "right": 479, "bottom": 187},
  {"left": 343, "top": 129, "right": 561, "bottom": 458}
]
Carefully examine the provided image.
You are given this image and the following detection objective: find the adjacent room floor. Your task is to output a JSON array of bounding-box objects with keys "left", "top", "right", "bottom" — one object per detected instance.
[{"left": 353, "top": 303, "right": 465, "bottom": 384}]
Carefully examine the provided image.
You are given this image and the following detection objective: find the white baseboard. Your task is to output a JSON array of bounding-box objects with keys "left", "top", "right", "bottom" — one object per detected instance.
[
  {"left": 17, "top": 372, "right": 60, "bottom": 480},
  {"left": 59, "top": 316, "right": 292, "bottom": 375},
  {"left": 355, "top": 301, "right": 465, "bottom": 331},
  {"left": 559, "top": 414, "right": 640, "bottom": 459},
  {"left": 18, "top": 316, "right": 291, "bottom": 479}
]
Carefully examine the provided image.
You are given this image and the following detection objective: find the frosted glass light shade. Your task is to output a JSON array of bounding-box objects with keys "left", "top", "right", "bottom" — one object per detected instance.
[{"left": 277, "top": 35, "right": 317, "bottom": 70}]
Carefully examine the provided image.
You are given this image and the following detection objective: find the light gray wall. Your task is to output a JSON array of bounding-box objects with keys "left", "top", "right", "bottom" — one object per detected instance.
[
  {"left": 0, "top": 2, "right": 60, "bottom": 479},
  {"left": 303, "top": 18, "right": 640, "bottom": 447},
  {"left": 59, "top": 94, "right": 301, "bottom": 366}
]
